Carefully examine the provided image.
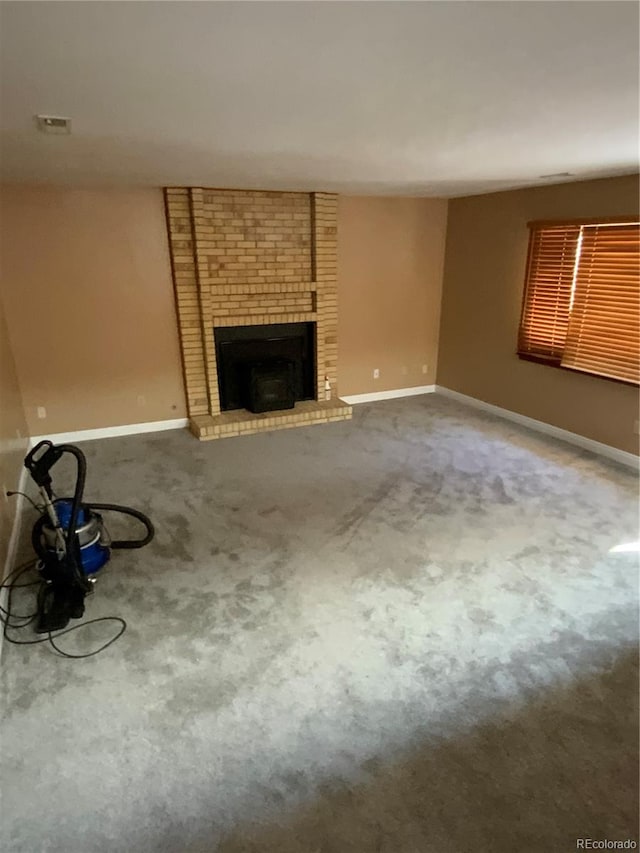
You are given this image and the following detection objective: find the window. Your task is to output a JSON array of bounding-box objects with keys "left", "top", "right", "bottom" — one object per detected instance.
[{"left": 518, "top": 218, "right": 640, "bottom": 385}]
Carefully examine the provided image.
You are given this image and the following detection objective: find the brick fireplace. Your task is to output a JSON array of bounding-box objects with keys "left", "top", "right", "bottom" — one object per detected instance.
[{"left": 164, "top": 188, "right": 352, "bottom": 440}]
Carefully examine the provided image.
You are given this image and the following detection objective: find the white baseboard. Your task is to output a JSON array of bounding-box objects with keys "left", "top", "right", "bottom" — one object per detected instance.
[
  {"left": 29, "top": 417, "right": 189, "bottom": 447},
  {"left": 436, "top": 386, "right": 639, "bottom": 471},
  {"left": 0, "top": 464, "right": 28, "bottom": 661},
  {"left": 341, "top": 385, "right": 436, "bottom": 405}
]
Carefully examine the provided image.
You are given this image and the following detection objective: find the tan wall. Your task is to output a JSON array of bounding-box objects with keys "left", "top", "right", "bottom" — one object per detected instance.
[
  {"left": 0, "top": 187, "right": 186, "bottom": 435},
  {"left": 438, "top": 174, "right": 640, "bottom": 455},
  {"left": 0, "top": 292, "right": 29, "bottom": 573},
  {"left": 4, "top": 181, "right": 634, "bottom": 453},
  {"left": 337, "top": 196, "right": 448, "bottom": 396}
]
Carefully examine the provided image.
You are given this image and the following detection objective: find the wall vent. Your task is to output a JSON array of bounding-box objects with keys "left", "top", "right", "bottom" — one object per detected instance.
[{"left": 35, "top": 115, "right": 71, "bottom": 134}]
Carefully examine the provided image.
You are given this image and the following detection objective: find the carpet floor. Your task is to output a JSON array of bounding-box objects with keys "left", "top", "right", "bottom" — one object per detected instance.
[{"left": 1, "top": 394, "right": 638, "bottom": 853}]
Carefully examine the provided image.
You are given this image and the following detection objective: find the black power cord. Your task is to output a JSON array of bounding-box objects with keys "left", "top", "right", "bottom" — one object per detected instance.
[
  {"left": 5, "top": 490, "right": 45, "bottom": 513},
  {"left": 0, "top": 561, "right": 40, "bottom": 625},
  {"left": 1, "top": 561, "right": 127, "bottom": 659}
]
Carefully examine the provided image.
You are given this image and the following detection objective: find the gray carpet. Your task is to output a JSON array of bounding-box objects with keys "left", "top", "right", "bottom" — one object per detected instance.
[{"left": 1, "top": 394, "right": 638, "bottom": 853}]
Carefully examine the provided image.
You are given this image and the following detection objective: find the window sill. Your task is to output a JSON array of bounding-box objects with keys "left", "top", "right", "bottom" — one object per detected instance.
[{"left": 516, "top": 353, "right": 639, "bottom": 388}]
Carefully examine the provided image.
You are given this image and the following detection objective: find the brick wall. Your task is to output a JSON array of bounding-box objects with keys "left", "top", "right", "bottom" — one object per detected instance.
[
  {"left": 197, "top": 189, "right": 312, "bottom": 284},
  {"left": 164, "top": 187, "right": 349, "bottom": 439}
]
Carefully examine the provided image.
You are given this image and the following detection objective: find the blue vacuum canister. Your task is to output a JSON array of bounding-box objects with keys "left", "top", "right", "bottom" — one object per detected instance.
[{"left": 43, "top": 499, "right": 111, "bottom": 576}]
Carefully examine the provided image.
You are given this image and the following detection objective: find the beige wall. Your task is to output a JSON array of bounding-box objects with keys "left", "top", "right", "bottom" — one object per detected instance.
[
  {"left": 337, "top": 196, "right": 448, "bottom": 396},
  {"left": 0, "top": 187, "right": 186, "bottom": 435},
  {"left": 438, "top": 175, "right": 640, "bottom": 454},
  {"left": 2, "top": 181, "right": 636, "bottom": 454},
  {"left": 0, "top": 291, "right": 29, "bottom": 573}
]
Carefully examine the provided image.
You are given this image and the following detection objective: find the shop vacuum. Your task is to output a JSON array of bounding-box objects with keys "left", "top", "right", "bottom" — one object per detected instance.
[{"left": 22, "top": 439, "right": 154, "bottom": 634}]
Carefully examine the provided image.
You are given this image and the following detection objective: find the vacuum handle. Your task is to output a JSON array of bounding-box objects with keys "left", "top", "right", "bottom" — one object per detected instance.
[
  {"left": 25, "top": 440, "right": 90, "bottom": 591},
  {"left": 25, "top": 440, "right": 64, "bottom": 493}
]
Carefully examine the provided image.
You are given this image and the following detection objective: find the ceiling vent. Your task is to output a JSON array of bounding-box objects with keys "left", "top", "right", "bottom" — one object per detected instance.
[
  {"left": 539, "top": 171, "right": 574, "bottom": 179},
  {"left": 35, "top": 115, "right": 71, "bottom": 134}
]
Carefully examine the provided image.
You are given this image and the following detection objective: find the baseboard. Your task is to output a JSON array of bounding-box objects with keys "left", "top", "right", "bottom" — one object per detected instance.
[
  {"left": 436, "top": 386, "right": 640, "bottom": 472},
  {"left": 29, "top": 417, "right": 189, "bottom": 447},
  {"left": 341, "top": 385, "right": 436, "bottom": 405},
  {"left": 0, "top": 464, "right": 28, "bottom": 661}
]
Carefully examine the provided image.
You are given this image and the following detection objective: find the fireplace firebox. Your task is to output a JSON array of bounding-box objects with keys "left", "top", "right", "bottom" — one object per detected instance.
[
  {"left": 246, "top": 360, "right": 295, "bottom": 413},
  {"left": 214, "top": 323, "right": 315, "bottom": 413}
]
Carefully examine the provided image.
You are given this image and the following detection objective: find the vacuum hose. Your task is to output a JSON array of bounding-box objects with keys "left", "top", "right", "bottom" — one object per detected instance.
[
  {"left": 31, "top": 502, "right": 154, "bottom": 562},
  {"left": 49, "top": 443, "right": 87, "bottom": 590},
  {"left": 27, "top": 440, "right": 154, "bottom": 564},
  {"left": 82, "top": 503, "right": 155, "bottom": 550}
]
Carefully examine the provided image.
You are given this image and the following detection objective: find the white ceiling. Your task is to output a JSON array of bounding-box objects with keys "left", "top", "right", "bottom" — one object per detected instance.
[{"left": 0, "top": 1, "right": 638, "bottom": 197}]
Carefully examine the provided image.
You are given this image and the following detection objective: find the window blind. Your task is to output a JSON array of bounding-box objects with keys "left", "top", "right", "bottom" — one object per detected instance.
[
  {"left": 518, "top": 218, "right": 639, "bottom": 385},
  {"left": 518, "top": 225, "right": 580, "bottom": 362},
  {"left": 561, "top": 223, "right": 640, "bottom": 384}
]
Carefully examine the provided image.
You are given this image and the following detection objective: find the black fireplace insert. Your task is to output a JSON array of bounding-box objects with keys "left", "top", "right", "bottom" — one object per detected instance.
[{"left": 214, "top": 322, "right": 315, "bottom": 412}]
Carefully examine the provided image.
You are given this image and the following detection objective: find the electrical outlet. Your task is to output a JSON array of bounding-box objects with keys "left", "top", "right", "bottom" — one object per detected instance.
[
  {"left": 137, "top": 395, "right": 146, "bottom": 406},
  {"left": 401, "top": 366, "right": 408, "bottom": 376},
  {"left": 422, "top": 364, "right": 428, "bottom": 374},
  {"left": 37, "top": 406, "right": 47, "bottom": 419},
  {"left": 373, "top": 368, "right": 380, "bottom": 379},
  {"left": 634, "top": 420, "right": 640, "bottom": 435}
]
